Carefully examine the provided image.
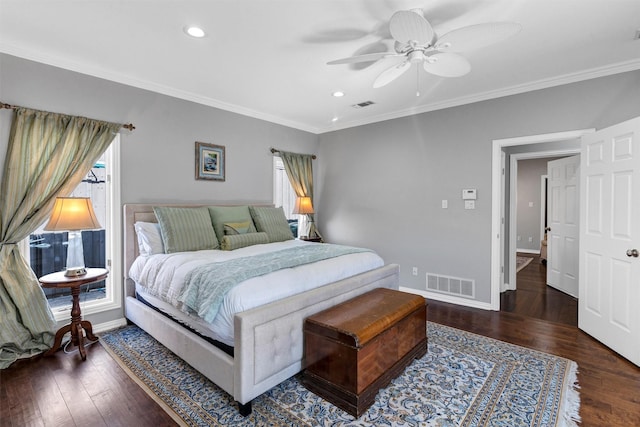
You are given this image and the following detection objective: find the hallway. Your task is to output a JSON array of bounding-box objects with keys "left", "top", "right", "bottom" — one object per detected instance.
[{"left": 500, "top": 253, "right": 578, "bottom": 327}]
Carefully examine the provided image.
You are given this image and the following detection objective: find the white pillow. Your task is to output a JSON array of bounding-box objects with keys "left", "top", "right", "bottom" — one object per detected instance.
[{"left": 134, "top": 222, "right": 164, "bottom": 256}]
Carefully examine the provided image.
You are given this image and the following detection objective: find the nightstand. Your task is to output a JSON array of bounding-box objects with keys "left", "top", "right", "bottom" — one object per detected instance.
[{"left": 39, "top": 268, "right": 108, "bottom": 361}]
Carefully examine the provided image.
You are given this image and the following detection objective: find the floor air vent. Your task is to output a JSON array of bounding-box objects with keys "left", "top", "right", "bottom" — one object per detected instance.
[{"left": 426, "top": 273, "right": 475, "bottom": 299}]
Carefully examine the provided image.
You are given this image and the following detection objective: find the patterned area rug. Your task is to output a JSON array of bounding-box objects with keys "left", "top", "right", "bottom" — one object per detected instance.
[
  {"left": 100, "top": 323, "right": 580, "bottom": 426},
  {"left": 516, "top": 256, "right": 534, "bottom": 273}
]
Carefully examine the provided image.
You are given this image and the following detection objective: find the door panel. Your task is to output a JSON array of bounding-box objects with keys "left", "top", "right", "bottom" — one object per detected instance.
[
  {"left": 547, "top": 156, "right": 580, "bottom": 297},
  {"left": 579, "top": 117, "right": 640, "bottom": 366}
]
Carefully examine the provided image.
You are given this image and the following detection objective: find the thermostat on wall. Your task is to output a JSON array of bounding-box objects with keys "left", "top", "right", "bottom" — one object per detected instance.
[{"left": 462, "top": 189, "right": 477, "bottom": 200}]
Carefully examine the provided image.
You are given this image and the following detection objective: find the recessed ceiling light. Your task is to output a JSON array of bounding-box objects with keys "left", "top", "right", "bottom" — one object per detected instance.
[
  {"left": 184, "top": 26, "right": 206, "bottom": 38},
  {"left": 331, "top": 117, "right": 339, "bottom": 122},
  {"left": 332, "top": 91, "right": 345, "bottom": 97}
]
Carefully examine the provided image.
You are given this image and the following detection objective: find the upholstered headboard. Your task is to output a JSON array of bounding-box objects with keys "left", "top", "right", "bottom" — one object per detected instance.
[{"left": 123, "top": 202, "right": 273, "bottom": 296}]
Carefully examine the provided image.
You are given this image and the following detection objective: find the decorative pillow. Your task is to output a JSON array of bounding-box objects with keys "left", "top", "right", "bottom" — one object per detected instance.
[
  {"left": 153, "top": 206, "right": 219, "bottom": 253},
  {"left": 249, "top": 206, "right": 294, "bottom": 243},
  {"left": 220, "top": 232, "right": 269, "bottom": 251},
  {"left": 133, "top": 221, "right": 165, "bottom": 256},
  {"left": 208, "top": 206, "right": 257, "bottom": 241},
  {"left": 223, "top": 220, "right": 251, "bottom": 235}
]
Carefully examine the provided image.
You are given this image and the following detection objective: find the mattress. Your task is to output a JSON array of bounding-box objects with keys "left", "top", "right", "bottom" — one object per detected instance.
[{"left": 129, "top": 240, "right": 384, "bottom": 346}]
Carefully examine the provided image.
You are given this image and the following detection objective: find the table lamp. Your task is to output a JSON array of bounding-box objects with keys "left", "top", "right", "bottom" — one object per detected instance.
[
  {"left": 44, "top": 197, "right": 101, "bottom": 277},
  {"left": 292, "top": 196, "right": 316, "bottom": 238}
]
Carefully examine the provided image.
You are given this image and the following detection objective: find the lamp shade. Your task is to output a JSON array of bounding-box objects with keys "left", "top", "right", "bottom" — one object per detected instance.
[
  {"left": 292, "top": 196, "right": 314, "bottom": 215},
  {"left": 44, "top": 197, "right": 102, "bottom": 231}
]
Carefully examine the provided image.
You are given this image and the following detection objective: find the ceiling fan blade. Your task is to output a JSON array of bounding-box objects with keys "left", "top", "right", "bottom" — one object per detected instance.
[
  {"left": 373, "top": 61, "right": 412, "bottom": 88},
  {"left": 423, "top": 52, "right": 471, "bottom": 77},
  {"left": 434, "top": 22, "right": 521, "bottom": 52},
  {"left": 327, "top": 52, "right": 396, "bottom": 65},
  {"left": 389, "top": 9, "right": 434, "bottom": 45}
]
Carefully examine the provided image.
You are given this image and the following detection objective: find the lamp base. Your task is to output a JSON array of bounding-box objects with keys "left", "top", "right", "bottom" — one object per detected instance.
[
  {"left": 64, "top": 267, "right": 87, "bottom": 277},
  {"left": 65, "top": 230, "right": 86, "bottom": 277}
]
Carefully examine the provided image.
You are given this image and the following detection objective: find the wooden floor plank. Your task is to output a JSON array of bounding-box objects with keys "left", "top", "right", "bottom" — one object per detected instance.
[{"left": 30, "top": 358, "right": 75, "bottom": 427}]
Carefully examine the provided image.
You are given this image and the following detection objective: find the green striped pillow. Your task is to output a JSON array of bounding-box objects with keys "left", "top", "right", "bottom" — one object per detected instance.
[
  {"left": 154, "top": 206, "right": 219, "bottom": 253},
  {"left": 249, "top": 206, "right": 294, "bottom": 243},
  {"left": 220, "top": 232, "right": 269, "bottom": 250}
]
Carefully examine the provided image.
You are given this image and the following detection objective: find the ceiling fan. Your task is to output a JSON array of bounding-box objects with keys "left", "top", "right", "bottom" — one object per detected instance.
[{"left": 327, "top": 9, "right": 521, "bottom": 92}]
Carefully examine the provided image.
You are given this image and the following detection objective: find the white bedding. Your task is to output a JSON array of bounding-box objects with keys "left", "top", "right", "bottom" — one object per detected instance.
[{"left": 129, "top": 240, "right": 384, "bottom": 346}]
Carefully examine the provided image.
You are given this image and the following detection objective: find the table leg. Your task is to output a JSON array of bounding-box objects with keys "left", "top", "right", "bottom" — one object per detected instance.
[
  {"left": 71, "top": 320, "right": 87, "bottom": 361},
  {"left": 80, "top": 320, "right": 98, "bottom": 342},
  {"left": 44, "top": 323, "right": 71, "bottom": 356}
]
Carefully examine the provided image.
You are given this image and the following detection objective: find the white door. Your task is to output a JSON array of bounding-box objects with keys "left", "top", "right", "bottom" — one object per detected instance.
[
  {"left": 546, "top": 156, "right": 580, "bottom": 297},
  {"left": 579, "top": 116, "right": 640, "bottom": 366}
]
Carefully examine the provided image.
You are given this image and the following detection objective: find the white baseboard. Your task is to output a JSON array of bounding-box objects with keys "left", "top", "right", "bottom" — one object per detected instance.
[
  {"left": 93, "top": 318, "right": 127, "bottom": 334},
  {"left": 502, "top": 282, "right": 516, "bottom": 291},
  {"left": 516, "top": 248, "right": 541, "bottom": 254},
  {"left": 399, "top": 286, "right": 495, "bottom": 311}
]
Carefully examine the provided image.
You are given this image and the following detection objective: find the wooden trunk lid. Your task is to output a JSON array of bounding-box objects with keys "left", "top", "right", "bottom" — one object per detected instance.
[{"left": 304, "top": 288, "right": 425, "bottom": 347}]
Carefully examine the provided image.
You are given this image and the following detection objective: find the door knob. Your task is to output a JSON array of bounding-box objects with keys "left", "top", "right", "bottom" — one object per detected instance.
[{"left": 627, "top": 249, "right": 639, "bottom": 258}]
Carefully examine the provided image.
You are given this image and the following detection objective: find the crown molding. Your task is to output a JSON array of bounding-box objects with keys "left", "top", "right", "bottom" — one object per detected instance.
[
  {"left": 0, "top": 43, "right": 322, "bottom": 134},
  {"left": 3, "top": 42, "right": 639, "bottom": 136},
  {"left": 320, "top": 59, "right": 640, "bottom": 133}
]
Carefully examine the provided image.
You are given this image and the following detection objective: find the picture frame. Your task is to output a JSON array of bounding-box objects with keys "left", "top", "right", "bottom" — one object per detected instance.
[{"left": 195, "top": 141, "right": 225, "bottom": 181}]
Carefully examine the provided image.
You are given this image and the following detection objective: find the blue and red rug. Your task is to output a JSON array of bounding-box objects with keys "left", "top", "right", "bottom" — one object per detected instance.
[{"left": 100, "top": 322, "right": 580, "bottom": 426}]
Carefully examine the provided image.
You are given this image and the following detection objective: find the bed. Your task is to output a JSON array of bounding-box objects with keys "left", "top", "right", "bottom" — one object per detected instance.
[{"left": 123, "top": 202, "right": 400, "bottom": 415}]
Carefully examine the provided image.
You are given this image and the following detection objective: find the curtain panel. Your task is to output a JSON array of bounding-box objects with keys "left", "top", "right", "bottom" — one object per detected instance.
[
  {"left": 0, "top": 107, "right": 122, "bottom": 368},
  {"left": 279, "top": 150, "right": 319, "bottom": 238}
]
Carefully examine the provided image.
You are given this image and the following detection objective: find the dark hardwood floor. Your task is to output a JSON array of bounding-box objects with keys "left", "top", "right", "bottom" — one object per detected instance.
[
  {"left": 501, "top": 253, "right": 578, "bottom": 327},
  {"left": 0, "top": 342, "right": 179, "bottom": 427},
  {"left": 2, "top": 260, "right": 639, "bottom": 426}
]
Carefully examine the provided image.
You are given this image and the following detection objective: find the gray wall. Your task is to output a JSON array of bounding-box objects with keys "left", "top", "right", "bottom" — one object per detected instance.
[
  {"left": 317, "top": 70, "right": 640, "bottom": 303},
  {"left": 0, "top": 53, "right": 318, "bottom": 325},
  {"left": 516, "top": 157, "right": 565, "bottom": 252},
  {"left": 2, "top": 52, "right": 640, "bottom": 312}
]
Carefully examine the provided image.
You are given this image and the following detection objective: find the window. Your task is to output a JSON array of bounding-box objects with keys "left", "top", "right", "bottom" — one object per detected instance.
[
  {"left": 22, "top": 136, "right": 122, "bottom": 320},
  {"left": 273, "top": 156, "right": 303, "bottom": 237}
]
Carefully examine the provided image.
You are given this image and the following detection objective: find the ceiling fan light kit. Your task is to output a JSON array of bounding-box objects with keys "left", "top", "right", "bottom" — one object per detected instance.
[{"left": 328, "top": 8, "right": 521, "bottom": 90}]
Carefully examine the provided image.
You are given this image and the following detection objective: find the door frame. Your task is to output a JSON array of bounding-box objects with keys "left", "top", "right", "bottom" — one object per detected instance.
[
  {"left": 506, "top": 151, "right": 580, "bottom": 291},
  {"left": 540, "top": 174, "right": 547, "bottom": 245},
  {"left": 490, "top": 129, "right": 594, "bottom": 309}
]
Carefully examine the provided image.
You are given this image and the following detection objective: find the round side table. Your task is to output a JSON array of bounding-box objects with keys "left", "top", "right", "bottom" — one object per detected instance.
[{"left": 39, "top": 267, "right": 108, "bottom": 361}]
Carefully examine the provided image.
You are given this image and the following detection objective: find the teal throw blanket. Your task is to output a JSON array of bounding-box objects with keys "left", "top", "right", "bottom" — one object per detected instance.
[{"left": 178, "top": 244, "right": 371, "bottom": 323}]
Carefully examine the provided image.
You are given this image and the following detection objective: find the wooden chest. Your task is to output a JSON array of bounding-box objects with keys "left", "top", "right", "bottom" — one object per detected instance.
[{"left": 302, "top": 288, "right": 427, "bottom": 417}]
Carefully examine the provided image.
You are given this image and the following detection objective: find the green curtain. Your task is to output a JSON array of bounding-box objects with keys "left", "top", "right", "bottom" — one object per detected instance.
[
  {"left": 279, "top": 150, "right": 320, "bottom": 238},
  {"left": 0, "top": 107, "right": 122, "bottom": 369}
]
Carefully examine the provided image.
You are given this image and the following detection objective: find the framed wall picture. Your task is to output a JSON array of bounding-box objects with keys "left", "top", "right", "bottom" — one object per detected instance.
[{"left": 195, "top": 141, "right": 225, "bottom": 181}]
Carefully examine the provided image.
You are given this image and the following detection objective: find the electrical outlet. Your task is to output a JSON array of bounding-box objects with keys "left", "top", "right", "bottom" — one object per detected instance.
[
  {"left": 412, "top": 267, "right": 418, "bottom": 276},
  {"left": 528, "top": 237, "right": 533, "bottom": 242},
  {"left": 517, "top": 235, "right": 521, "bottom": 241},
  {"left": 441, "top": 199, "right": 448, "bottom": 209}
]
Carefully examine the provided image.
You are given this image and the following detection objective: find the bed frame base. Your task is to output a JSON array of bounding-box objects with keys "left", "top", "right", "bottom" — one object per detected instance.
[
  {"left": 124, "top": 264, "right": 399, "bottom": 415},
  {"left": 238, "top": 402, "right": 251, "bottom": 417}
]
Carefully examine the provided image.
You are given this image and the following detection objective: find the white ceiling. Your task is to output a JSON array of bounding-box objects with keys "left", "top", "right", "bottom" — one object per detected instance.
[{"left": 1, "top": 0, "right": 639, "bottom": 134}]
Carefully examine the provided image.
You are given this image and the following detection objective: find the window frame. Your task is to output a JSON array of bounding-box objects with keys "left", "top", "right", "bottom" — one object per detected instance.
[
  {"left": 273, "top": 156, "right": 304, "bottom": 237},
  {"left": 23, "top": 135, "right": 122, "bottom": 321}
]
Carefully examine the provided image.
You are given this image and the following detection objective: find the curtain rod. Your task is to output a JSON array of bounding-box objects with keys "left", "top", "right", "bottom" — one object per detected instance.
[
  {"left": 0, "top": 102, "right": 136, "bottom": 131},
  {"left": 270, "top": 148, "right": 316, "bottom": 159}
]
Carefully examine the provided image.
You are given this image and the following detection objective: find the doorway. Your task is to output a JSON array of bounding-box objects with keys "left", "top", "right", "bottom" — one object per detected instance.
[{"left": 490, "top": 129, "right": 594, "bottom": 310}]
